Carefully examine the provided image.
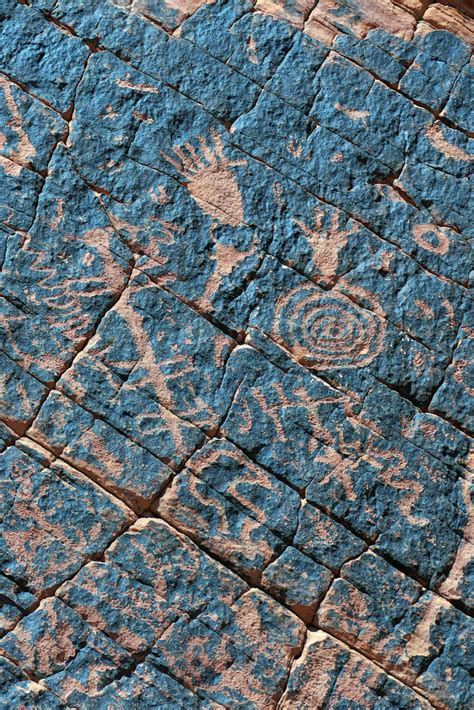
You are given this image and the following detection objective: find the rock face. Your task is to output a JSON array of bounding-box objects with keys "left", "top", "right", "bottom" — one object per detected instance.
[{"left": 0, "top": 0, "right": 472, "bottom": 707}]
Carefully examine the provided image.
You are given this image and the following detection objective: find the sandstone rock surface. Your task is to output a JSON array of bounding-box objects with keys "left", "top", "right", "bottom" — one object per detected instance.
[{"left": 0, "top": 0, "right": 472, "bottom": 707}]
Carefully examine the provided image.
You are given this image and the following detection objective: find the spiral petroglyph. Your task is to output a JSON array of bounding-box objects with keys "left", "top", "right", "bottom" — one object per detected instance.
[{"left": 273, "top": 286, "right": 386, "bottom": 369}]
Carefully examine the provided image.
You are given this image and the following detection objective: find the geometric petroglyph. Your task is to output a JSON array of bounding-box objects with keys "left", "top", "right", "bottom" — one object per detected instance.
[
  {"left": 273, "top": 285, "right": 386, "bottom": 369},
  {"left": 412, "top": 223, "right": 451, "bottom": 255}
]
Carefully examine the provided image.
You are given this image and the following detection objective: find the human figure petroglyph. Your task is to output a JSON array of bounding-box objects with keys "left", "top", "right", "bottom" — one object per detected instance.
[
  {"left": 161, "top": 130, "right": 246, "bottom": 227},
  {"left": 292, "top": 207, "right": 351, "bottom": 286}
]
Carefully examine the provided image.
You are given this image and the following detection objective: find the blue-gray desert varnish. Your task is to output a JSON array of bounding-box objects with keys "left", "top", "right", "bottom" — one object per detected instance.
[{"left": 0, "top": 0, "right": 472, "bottom": 707}]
